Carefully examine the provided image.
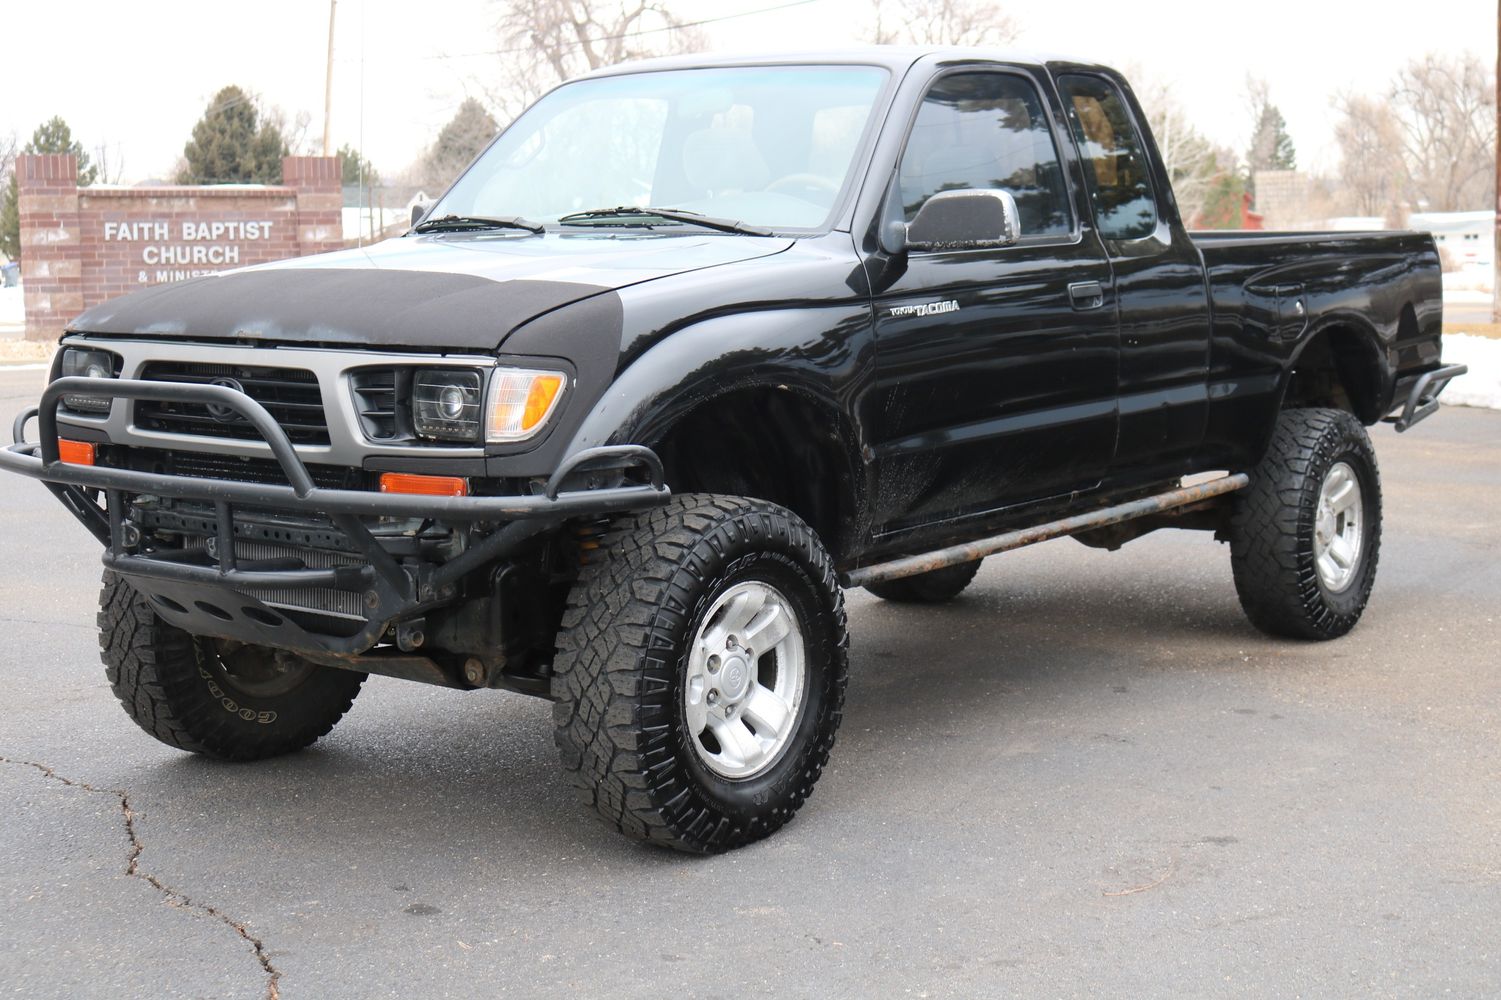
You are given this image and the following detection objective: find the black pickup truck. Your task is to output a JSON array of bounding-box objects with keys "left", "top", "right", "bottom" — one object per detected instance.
[{"left": 1, "top": 49, "right": 1466, "bottom": 852}]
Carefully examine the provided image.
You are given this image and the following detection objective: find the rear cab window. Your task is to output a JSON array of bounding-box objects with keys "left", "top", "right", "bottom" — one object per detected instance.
[{"left": 1056, "top": 74, "right": 1158, "bottom": 241}]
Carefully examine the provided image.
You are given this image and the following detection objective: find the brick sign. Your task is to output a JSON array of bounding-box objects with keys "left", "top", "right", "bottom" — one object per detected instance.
[{"left": 15, "top": 154, "right": 343, "bottom": 341}]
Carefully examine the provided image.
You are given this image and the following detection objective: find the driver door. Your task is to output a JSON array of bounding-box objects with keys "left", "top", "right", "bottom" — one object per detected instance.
[{"left": 863, "top": 68, "right": 1120, "bottom": 534}]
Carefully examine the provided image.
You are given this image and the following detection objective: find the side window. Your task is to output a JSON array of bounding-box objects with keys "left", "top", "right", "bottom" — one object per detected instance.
[
  {"left": 898, "top": 72, "right": 1072, "bottom": 239},
  {"left": 1057, "top": 74, "right": 1157, "bottom": 240}
]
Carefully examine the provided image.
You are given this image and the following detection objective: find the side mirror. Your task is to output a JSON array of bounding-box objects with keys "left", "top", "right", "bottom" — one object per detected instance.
[
  {"left": 901, "top": 189, "right": 1021, "bottom": 252},
  {"left": 410, "top": 202, "right": 432, "bottom": 227}
]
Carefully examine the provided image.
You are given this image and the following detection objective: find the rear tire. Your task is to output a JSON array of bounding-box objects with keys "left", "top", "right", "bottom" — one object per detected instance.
[
  {"left": 1228, "top": 408, "right": 1382, "bottom": 640},
  {"left": 551, "top": 494, "right": 848, "bottom": 853},
  {"left": 99, "top": 573, "right": 366, "bottom": 760},
  {"left": 864, "top": 560, "right": 982, "bottom": 603}
]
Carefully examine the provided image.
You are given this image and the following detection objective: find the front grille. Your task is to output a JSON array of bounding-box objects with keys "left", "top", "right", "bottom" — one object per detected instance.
[
  {"left": 185, "top": 538, "right": 368, "bottom": 621},
  {"left": 136, "top": 362, "right": 330, "bottom": 445}
]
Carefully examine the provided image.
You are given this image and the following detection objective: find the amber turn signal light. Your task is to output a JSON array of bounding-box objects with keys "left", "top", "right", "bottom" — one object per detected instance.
[
  {"left": 378, "top": 472, "right": 469, "bottom": 497},
  {"left": 486, "top": 369, "right": 567, "bottom": 442},
  {"left": 57, "top": 439, "right": 96, "bottom": 466}
]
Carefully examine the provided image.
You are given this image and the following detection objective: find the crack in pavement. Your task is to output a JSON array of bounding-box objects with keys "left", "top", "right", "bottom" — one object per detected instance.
[{"left": 1, "top": 755, "right": 282, "bottom": 1000}]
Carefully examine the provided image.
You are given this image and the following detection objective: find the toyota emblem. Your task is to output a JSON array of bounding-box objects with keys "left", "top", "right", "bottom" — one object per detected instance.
[{"left": 206, "top": 376, "right": 245, "bottom": 422}]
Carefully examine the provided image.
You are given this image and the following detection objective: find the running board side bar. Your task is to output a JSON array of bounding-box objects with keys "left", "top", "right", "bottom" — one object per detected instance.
[{"left": 841, "top": 474, "right": 1252, "bottom": 588}]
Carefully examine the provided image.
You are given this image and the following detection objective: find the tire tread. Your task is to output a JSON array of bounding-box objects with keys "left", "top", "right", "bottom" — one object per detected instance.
[
  {"left": 1229, "top": 408, "right": 1382, "bottom": 640},
  {"left": 99, "top": 573, "right": 364, "bottom": 761},
  {"left": 550, "top": 494, "right": 848, "bottom": 853}
]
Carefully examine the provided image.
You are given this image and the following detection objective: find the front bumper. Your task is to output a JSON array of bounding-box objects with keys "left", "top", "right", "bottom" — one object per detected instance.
[{"left": 2, "top": 376, "right": 670, "bottom": 660}]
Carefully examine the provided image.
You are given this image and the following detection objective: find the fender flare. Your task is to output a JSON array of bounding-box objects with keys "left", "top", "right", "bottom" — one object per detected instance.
[
  {"left": 563, "top": 306, "right": 872, "bottom": 460},
  {"left": 561, "top": 307, "right": 875, "bottom": 546},
  {"left": 1279, "top": 312, "right": 1390, "bottom": 424}
]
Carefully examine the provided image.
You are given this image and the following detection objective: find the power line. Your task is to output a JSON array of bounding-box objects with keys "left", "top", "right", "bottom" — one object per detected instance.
[{"left": 424, "top": 0, "right": 820, "bottom": 60}]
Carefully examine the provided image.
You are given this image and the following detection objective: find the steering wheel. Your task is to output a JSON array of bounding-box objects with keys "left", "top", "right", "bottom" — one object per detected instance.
[{"left": 765, "top": 173, "right": 840, "bottom": 199}]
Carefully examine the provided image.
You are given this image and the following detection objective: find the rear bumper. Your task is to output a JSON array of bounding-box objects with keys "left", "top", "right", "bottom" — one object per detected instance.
[
  {"left": 1386, "top": 363, "right": 1468, "bottom": 432},
  {"left": 2, "top": 376, "right": 670, "bottom": 658}
]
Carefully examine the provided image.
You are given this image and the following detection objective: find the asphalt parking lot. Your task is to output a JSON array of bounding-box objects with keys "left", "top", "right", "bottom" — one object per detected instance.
[{"left": 1, "top": 363, "right": 1497, "bottom": 999}]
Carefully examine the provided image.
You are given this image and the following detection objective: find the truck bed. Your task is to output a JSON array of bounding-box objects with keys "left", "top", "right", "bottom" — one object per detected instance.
[{"left": 1190, "top": 228, "right": 1444, "bottom": 467}]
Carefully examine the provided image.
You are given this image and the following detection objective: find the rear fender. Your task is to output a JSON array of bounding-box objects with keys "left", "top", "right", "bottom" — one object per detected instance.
[{"left": 1282, "top": 315, "right": 1390, "bottom": 423}]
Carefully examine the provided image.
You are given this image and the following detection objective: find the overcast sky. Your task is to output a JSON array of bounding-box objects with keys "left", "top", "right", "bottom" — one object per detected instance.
[{"left": 3, "top": 0, "right": 1495, "bottom": 184}]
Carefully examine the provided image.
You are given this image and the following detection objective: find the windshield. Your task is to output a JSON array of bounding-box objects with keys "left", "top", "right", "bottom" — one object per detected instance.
[{"left": 432, "top": 65, "right": 889, "bottom": 231}]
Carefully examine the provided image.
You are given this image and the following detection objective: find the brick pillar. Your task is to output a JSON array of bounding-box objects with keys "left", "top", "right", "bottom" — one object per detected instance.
[
  {"left": 283, "top": 156, "right": 344, "bottom": 256},
  {"left": 17, "top": 154, "right": 83, "bottom": 341}
]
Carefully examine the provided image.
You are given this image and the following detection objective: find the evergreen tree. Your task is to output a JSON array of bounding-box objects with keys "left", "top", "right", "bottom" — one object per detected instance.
[
  {"left": 177, "top": 86, "right": 287, "bottom": 184},
  {"left": 337, "top": 144, "right": 380, "bottom": 187},
  {"left": 420, "top": 99, "right": 498, "bottom": 191},
  {"left": 0, "top": 177, "right": 17, "bottom": 263},
  {"left": 1197, "top": 170, "right": 1249, "bottom": 229},
  {"left": 0, "top": 117, "right": 99, "bottom": 263},
  {"left": 1249, "top": 104, "right": 1297, "bottom": 173}
]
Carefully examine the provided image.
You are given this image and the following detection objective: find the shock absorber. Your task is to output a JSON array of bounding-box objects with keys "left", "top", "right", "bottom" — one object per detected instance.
[{"left": 570, "top": 518, "right": 611, "bottom": 567}]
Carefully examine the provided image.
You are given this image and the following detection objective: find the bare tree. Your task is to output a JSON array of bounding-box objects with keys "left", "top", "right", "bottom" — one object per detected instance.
[
  {"left": 868, "top": 0, "right": 1018, "bottom": 45},
  {"left": 264, "top": 107, "right": 316, "bottom": 157},
  {"left": 1332, "top": 92, "right": 1408, "bottom": 217},
  {"left": 0, "top": 132, "right": 16, "bottom": 178},
  {"left": 1388, "top": 52, "right": 1495, "bottom": 211},
  {"left": 1133, "top": 73, "right": 1222, "bottom": 225},
  {"left": 91, "top": 143, "right": 127, "bottom": 185},
  {"left": 483, "top": 1, "right": 704, "bottom": 121}
]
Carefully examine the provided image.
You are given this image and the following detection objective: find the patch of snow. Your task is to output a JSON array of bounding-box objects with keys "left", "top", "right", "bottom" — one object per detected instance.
[
  {"left": 0, "top": 285, "right": 24, "bottom": 332},
  {"left": 1444, "top": 287, "right": 1493, "bottom": 306},
  {"left": 1443, "top": 270, "right": 1493, "bottom": 295},
  {"left": 1440, "top": 334, "right": 1501, "bottom": 411}
]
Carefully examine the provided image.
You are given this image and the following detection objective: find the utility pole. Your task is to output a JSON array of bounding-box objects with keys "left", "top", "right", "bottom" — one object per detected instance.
[{"left": 322, "top": 0, "right": 338, "bottom": 157}]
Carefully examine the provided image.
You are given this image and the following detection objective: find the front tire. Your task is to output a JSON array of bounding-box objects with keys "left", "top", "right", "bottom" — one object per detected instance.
[
  {"left": 550, "top": 494, "right": 848, "bottom": 853},
  {"left": 99, "top": 573, "right": 366, "bottom": 760},
  {"left": 1228, "top": 408, "right": 1382, "bottom": 640}
]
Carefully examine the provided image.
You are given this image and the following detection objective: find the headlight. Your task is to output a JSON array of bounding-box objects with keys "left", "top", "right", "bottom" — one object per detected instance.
[
  {"left": 486, "top": 367, "right": 566, "bottom": 443},
  {"left": 59, "top": 348, "right": 120, "bottom": 414},
  {"left": 412, "top": 368, "right": 484, "bottom": 442}
]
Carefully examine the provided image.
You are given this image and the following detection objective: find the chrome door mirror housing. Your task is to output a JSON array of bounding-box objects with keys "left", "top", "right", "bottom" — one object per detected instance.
[{"left": 894, "top": 189, "right": 1022, "bottom": 253}]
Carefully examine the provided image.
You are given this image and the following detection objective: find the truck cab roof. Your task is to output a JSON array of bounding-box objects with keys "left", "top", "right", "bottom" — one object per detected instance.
[{"left": 579, "top": 46, "right": 1117, "bottom": 80}]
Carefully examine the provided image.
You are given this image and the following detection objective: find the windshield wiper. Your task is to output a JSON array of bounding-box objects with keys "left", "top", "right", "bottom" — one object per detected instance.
[
  {"left": 413, "top": 213, "right": 544, "bottom": 235},
  {"left": 558, "top": 206, "right": 773, "bottom": 237}
]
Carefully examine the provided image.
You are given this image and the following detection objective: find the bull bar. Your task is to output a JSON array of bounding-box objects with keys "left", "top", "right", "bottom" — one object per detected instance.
[{"left": 0, "top": 376, "right": 671, "bottom": 661}]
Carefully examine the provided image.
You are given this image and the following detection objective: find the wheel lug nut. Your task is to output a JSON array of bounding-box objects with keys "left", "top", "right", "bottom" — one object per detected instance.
[{"left": 708, "top": 654, "right": 720, "bottom": 672}]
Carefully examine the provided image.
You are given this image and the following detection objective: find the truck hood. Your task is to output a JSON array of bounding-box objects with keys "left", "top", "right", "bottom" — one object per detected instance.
[{"left": 67, "top": 230, "right": 793, "bottom": 350}]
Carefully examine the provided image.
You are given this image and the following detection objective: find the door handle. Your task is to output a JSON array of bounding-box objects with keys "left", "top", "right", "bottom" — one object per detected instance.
[{"left": 1068, "top": 281, "right": 1106, "bottom": 310}]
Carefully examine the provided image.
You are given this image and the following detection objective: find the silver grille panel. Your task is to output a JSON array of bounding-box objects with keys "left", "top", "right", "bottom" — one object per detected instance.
[{"left": 53, "top": 337, "right": 495, "bottom": 466}]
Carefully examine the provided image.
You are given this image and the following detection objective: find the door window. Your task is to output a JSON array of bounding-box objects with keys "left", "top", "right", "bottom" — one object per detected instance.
[
  {"left": 1057, "top": 74, "right": 1158, "bottom": 240},
  {"left": 897, "top": 72, "right": 1072, "bottom": 239}
]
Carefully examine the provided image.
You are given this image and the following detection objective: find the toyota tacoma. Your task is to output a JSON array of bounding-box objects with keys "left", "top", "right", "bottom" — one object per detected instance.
[{"left": 1, "top": 49, "right": 1466, "bottom": 852}]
